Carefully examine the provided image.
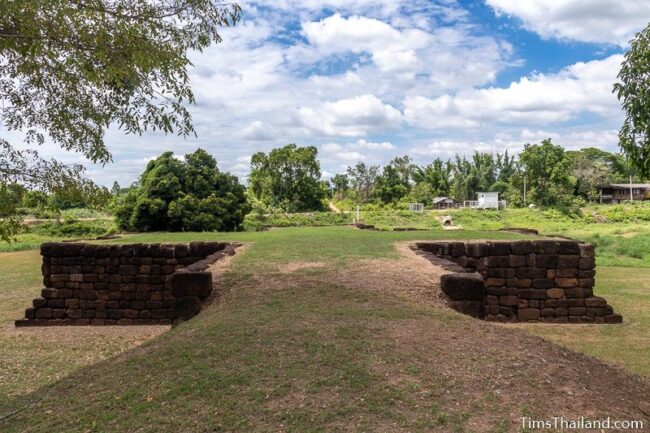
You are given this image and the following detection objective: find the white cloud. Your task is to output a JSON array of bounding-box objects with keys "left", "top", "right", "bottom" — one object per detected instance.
[
  {"left": 486, "top": 0, "right": 650, "bottom": 46},
  {"left": 298, "top": 94, "right": 403, "bottom": 137},
  {"left": 404, "top": 54, "right": 624, "bottom": 129}
]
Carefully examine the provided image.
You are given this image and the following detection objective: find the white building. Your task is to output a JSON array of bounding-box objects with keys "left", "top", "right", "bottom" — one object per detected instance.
[{"left": 477, "top": 192, "right": 500, "bottom": 209}]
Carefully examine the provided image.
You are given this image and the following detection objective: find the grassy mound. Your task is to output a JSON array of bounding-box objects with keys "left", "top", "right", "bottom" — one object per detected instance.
[{"left": 1, "top": 227, "right": 648, "bottom": 432}]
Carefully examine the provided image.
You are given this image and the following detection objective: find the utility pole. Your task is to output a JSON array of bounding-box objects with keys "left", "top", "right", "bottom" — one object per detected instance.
[{"left": 523, "top": 175, "right": 527, "bottom": 206}]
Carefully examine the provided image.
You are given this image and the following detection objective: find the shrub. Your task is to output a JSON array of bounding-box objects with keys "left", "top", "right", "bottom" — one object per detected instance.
[{"left": 114, "top": 149, "right": 250, "bottom": 232}]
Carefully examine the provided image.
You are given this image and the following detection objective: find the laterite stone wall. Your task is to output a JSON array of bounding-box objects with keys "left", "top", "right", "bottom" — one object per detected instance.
[
  {"left": 414, "top": 240, "right": 622, "bottom": 324},
  {"left": 15, "top": 241, "right": 238, "bottom": 326}
]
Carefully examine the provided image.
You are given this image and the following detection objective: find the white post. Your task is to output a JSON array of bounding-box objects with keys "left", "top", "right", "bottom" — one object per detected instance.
[
  {"left": 523, "top": 176, "right": 527, "bottom": 205},
  {"left": 630, "top": 176, "right": 634, "bottom": 201},
  {"left": 356, "top": 205, "right": 360, "bottom": 222}
]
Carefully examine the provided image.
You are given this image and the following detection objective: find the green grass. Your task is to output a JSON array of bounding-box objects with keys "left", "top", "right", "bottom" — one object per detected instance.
[
  {"left": 0, "top": 226, "right": 649, "bottom": 433},
  {"left": 517, "top": 266, "right": 650, "bottom": 376},
  {"left": 0, "top": 251, "right": 166, "bottom": 411},
  {"left": 110, "top": 226, "right": 522, "bottom": 266},
  {"left": 0, "top": 219, "right": 117, "bottom": 253}
]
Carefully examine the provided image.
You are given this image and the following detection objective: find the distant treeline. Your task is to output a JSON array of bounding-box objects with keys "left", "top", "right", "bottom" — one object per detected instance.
[{"left": 2, "top": 139, "right": 643, "bottom": 233}]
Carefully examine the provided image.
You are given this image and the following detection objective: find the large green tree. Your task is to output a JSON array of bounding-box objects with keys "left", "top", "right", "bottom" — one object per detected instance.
[
  {"left": 412, "top": 159, "right": 452, "bottom": 197},
  {"left": 346, "top": 162, "right": 379, "bottom": 204},
  {"left": 615, "top": 22, "right": 650, "bottom": 177},
  {"left": 115, "top": 149, "right": 248, "bottom": 232},
  {"left": 516, "top": 139, "right": 574, "bottom": 207},
  {"left": 249, "top": 144, "right": 326, "bottom": 212},
  {"left": 0, "top": 0, "right": 241, "bottom": 238}
]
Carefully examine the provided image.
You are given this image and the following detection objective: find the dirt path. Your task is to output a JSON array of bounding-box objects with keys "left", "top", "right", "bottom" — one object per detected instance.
[
  {"left": 2, "top": 239, "right": 649, "bottom": 432},
  {"left": 277, "top": 243, "right": 650, "bottom": 428},
  {"left": 328, "top": 201, "right": 342, "bottom": 213}
]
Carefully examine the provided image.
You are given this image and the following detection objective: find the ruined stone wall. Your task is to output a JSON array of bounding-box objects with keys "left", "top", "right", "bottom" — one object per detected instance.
[
  {"left": 414, "top": 240, "right": 622, "bottom": 324},
  {"left": 15, "top": 242, "right": 238, "bottom": 327}
]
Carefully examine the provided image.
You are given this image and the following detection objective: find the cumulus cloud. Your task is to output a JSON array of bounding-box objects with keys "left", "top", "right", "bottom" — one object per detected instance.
[
  {"left": 298, "top": 95, "right": 403, "bottom": 137},
  {"left": 404, "top": 54, "right": 624, "bottom": 129},
  {"left": 1, "top": 0, "right": 631, "bottom": 186},
  {"left": 486, "top": 0, "right": 650, "bottom": 46}
]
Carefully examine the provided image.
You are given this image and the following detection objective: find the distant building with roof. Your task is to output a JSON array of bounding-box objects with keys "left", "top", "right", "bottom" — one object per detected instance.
[
  {"left": 598, "top": 183, "right": 650, "bottom": 204},
  {"left": 432, "top": 197, "right": 456, "bottom": 209}
]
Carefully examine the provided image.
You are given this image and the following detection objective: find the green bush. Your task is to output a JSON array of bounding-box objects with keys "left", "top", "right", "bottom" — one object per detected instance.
[
  {"left": 243, "top": 212, "right": 352, "bottom": 230},
  {"left": 114, "top": 149, "right": 249, "bottom": 232},
  {"left": 28, "top": 219, "right": 117, "bottom": 238}
]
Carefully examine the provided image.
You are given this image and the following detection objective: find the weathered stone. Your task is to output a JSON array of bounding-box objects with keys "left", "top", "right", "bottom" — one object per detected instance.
[
  {"left": 510, "top": 241, "right": 534, "bottom": 255},
  {"left": 499, "top": 295, "right": 518, "bottom": 306},
  {"left": 533, "top": 279, "right": 554, "bottom": 289},
  {"left": 440, "top": 273, "right": 486, "bottom": 300},
  {"left": 585, "top": 296, "right": 607, "bottom": 307},
  {"left": 485, "top": 277, "right": 506, "bottom": 287},
  {"left": 509, "top": 255, "right": 527, "bottom": 267},
  {"left": 546, "top": 288, "right": 564, "bottom": 299},
  {"left": 555, "top": 278, "right": 578, "bottom": 288},
  {"left": 557, "top": 255, "right": 580, "bottom": 269},
  {"left": 579, "top": 257, "right": 596, "bottom": 270},
  {"left": 605, "top": 314, "right": 623, "bottom": 324},
  {"left": 517, "top": 308, "right": 540, "bottom": 321},
  {"left": 568, "top": 307, "right": 586, "bottom": 316}
]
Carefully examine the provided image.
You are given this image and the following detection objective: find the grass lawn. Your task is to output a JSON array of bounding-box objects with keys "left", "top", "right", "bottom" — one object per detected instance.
[
  {"left": 0, "top": 227, "right": 648, "bottom": 432},
  {"left": 517, "top": 266, "right": 650, "bottom": 376}
]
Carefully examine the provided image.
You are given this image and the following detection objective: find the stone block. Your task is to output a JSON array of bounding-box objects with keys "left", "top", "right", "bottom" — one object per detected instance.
[
  {"left": 546, "top": 288, "right": 564, "bottom": 299},
  {"left": 556, "top": 241, "right": 581, "bottom": 254},
  {"left": 170, "top": 271, "right": 213, "bottom": 298},
  {"left": 533, "top": 240, "right": 558, "bottom": 254},
  {"left": 555, "top": 278, "right": 578, "bottom": 288},
  {"left": 499, "top": 295, "right": 518, "bottom": 306},
  {"left": 579, "top": 243, "right": 595, "bottom": 257},
  {"left": 535, "top": 255, "right": 558, "bottom": 268},
  {"left": 556, "top": 268, "right": 578, "bottom": 278},
  {"left": 509, "top": 255, "right": 527, "bottom": 267},
  {"left": 33, "top": 298, "right": 48, "bottom": 308},
  {"left": 557, "top": 255, "right": 580, "bottom": 269},
  {"left": 533, "top": 279, "right": 554, "bottom": 289},
  {"left": 579, "top": 257, "right": 596, "bottom": 270},
  {"left": 466, "top": 243, "right": 489, "bottom": 258},
  {"left": 485, "top": 278, "right": 506, "bottom": 287},
  {"left": 605, "top": 314, "right": 623, "bottom": 324},
  {"left": 486, "top": 286, "right": 508, "bottom": 296},
  {"left": 440, "top": 273, "right": 486, "bottom": 300},
  {"left": 510, "top": 241, "right": 534, "bottom": 255},
  {"left": 486, "top": 242, "right": 509, "bottom": 256},
  {"left": 517, "top": 308, "right": 540, "bottom": 321},
  {"left": 568, "top": 298, "right": 584, "bottom": 307},
  {"left": 585, "top": 296, "right": 607, "bottom": 307},
  {"left": 568, "top": 307, "right": 586, "bottom": 316}
]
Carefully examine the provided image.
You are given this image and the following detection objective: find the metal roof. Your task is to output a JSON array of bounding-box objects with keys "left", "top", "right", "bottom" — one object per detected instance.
[{"left": 600, "top": 184, "right": 650, "bottom": 189}]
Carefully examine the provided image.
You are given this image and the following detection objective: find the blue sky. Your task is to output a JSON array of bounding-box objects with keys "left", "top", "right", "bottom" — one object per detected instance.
[{"left": 19, "top": 1, "right": 650, "bottom": 185}]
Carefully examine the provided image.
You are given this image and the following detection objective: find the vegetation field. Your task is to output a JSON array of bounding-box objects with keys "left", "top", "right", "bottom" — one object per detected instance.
[{"left": 1, "top": 227, "right": 649, "bottom": 433}]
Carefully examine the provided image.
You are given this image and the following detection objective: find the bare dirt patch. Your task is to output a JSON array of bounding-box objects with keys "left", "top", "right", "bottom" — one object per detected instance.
[
  {"left": 333, "top": 242, "right": 447, "bottom": 304},
  {"left": 277, "top": 261, "right": 327, "bottom": 274}
]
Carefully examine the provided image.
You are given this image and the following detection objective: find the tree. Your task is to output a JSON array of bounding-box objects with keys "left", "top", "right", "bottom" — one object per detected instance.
[
  {"left": 115, "top": 149, "right": 248, "bottom": 232},
  {"left": 388, "top": 155, "right": 415, "bottom": 191},
  {"left": 1, "top": 0, "right": 241, "bottom": 238},
  {"left": 615, "top": 22, "right": 650, "bottom": 177},
  {"left": 374, "top": 165, "right": 408, "bottom": 204},
  {"left": 330, "top": 174, "right": 349, "bottom": 201},
  {"left": 346, "top": 162, "right": 379, "bottom": 204},
  {"left": 516, "top": 139, "right": 574, "bottom": 207},
  {"left": 249, "top": 144, "right": 325, "bottom": 212},
  {"left": 412, "top": 159, "right": 452, "bottom": 197}
]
